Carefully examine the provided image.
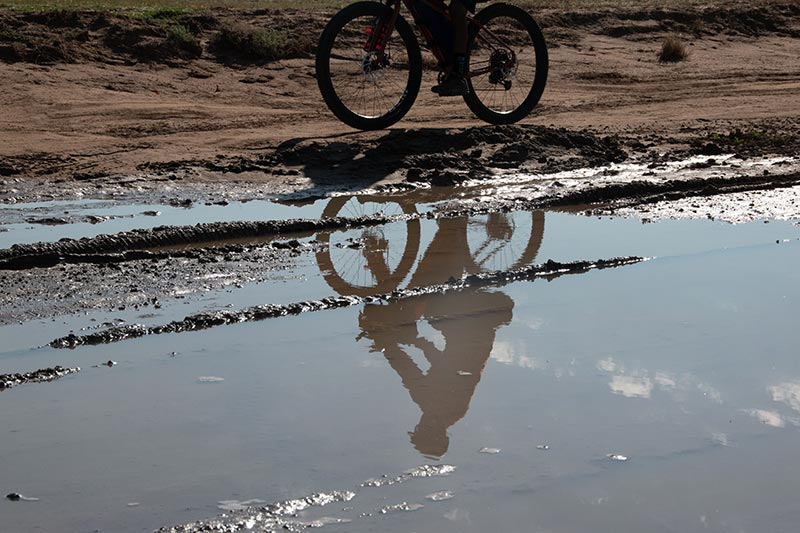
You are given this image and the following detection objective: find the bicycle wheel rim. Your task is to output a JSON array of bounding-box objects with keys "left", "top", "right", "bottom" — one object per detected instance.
[
  {"left": 325, "top": 14, "right": 416, "bottom": 121},
  {"left": 467, "top": 8, "right": 546, "bottom": 120}
]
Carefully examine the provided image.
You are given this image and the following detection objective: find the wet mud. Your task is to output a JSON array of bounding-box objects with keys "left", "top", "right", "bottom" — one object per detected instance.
[
  {"left": 170, "top": 125, "right": 629, "bottom": 187},
  {"left": 0, "top": 366, "right": 80, "bottom": 391},
  {"left": 0, "top": 235, "right": 325, "bottom": 324},
  {"left": 49, "top": 256, "right": 643, "bottom": 348},
  {"left": 547, "top": 171, "right": 800, "bottom": 210}
]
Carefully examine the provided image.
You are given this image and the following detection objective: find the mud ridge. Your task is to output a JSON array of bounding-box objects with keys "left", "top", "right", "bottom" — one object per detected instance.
[
  {"left": 0, "top": 366, "right": 80, "bottom": 390},
  {"left": 0, "top": 216, "right": 399, "bottom": 269},
  {"left": 0, "top": 239, "right": 313, "bottom": 271},
  {"left": 50, "top": 256, "right": 644, "bottom": 348},
  {"left": 542, "top": 171, "right": 800, "bottom": 210}
]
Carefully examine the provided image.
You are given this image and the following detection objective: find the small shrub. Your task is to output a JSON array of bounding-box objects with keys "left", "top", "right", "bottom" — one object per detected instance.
[
  {"left": 251, "top": 28, "right": 288, "bottom": 58},
  {"left": 658, "top": 34, "right": 688, "bottom": 63},
  {"left": 165, "top": 24, "right": 201, "bottom": 58},
  {"left": 212, "top": 23, "right": 311, "bottom": 63}
]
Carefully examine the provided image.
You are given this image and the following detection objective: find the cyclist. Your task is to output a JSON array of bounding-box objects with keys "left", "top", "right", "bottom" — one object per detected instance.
[{"left": 431, "top": 0, "right": 477, "bottom": 97}]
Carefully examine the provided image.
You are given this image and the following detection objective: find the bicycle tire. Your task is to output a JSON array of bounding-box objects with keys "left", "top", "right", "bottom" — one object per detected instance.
[
  {"left": 463, "top": 3, "right": 548, "bottom": 125},
  {"left": 316, "top": 2, "right": 423, "bottom": 131}
]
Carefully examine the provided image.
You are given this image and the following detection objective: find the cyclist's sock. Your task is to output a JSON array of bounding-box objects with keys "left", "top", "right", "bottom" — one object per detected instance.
[{"left": 454, "top": 54, "right": 468, "bottom": 77}]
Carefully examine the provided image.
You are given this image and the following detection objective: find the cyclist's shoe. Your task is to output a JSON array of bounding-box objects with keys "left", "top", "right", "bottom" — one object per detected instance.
[{"left": 431, "top": 74, "right": 469, "bottom": 97}]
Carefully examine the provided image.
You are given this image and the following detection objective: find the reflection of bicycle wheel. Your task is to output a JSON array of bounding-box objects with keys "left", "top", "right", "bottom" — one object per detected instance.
[
  {"left": 466, "top": 210, "right": 545, "bottom": 273},
  {"left": 316, "top": 196, "right": 421, "bottom": 297}
]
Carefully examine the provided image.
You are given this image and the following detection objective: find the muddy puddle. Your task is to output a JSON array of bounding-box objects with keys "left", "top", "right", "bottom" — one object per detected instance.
[{"left": 2, "top": 188, "right": 800, "bottom": 532}]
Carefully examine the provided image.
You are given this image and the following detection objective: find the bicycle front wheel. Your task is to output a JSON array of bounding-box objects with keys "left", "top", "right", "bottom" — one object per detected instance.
[
  {"left": 316, "top": 1, "right": 423, "bottom": 131},
  {"left": 464, "top": 3, "right": 548, "bottom": 125}
]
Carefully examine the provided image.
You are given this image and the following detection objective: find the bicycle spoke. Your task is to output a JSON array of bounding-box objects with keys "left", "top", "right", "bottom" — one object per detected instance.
[
  {"left": 326, "top": 14, "right": 413, "bottom": 120},
  {"left": 469, "top": 14, "right": 539, "bottom": 115}
]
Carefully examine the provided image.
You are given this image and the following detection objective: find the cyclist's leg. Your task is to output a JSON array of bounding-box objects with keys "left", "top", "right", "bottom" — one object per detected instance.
[
  {"left": 432, "top": 0, "right": 475, "bottom": 96},
  {"left": 451, "top": 0, "right": 468, "bottom": 57}
]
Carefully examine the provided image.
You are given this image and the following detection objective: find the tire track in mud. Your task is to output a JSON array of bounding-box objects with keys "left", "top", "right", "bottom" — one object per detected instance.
[
  {"left": 50, "top": 256, "right": 645, "bottom": 349},
  {"left": 0, "top": 215, "right": 400, "bottom": 270},
  {"left": 4, "top": 170, "right": 800, "bottom": 270}
]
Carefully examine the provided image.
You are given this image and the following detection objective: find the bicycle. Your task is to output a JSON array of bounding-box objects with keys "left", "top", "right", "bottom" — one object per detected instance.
[{"left": 316, "top": 0, "right": 548, "bottom": 130}]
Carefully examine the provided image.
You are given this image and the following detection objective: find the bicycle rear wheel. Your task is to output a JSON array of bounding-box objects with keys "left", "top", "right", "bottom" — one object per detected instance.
[
  {"left": 316, "top": 1, "right": 423, "bottom": 131},
  {"left": 464, "top": 3, "right": 548, "bottom": 125}
]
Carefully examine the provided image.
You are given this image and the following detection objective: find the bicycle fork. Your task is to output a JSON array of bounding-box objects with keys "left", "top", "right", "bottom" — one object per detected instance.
[{"left": 363, "top": 1, "right": 402, "bottom": 57}]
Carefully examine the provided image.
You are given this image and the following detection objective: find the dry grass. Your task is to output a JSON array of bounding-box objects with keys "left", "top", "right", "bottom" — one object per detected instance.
[{"left": 658, "top": 33, "right": 688, "bottom": 62}]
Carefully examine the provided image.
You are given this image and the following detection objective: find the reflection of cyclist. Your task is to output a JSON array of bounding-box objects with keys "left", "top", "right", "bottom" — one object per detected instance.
[
  {"left": 431, "top": 0, "right": 476, "bottom": 97},
  {"left": 357, "top": 215, "right": 514, "bottom": 458},
  {"left": 360, "top": 290, "right": 513, "bottom": 458}
]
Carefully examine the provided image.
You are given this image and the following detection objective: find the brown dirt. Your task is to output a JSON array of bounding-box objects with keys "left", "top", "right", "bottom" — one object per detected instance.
[{"left": 1, "top": 3, "right": 799, "bottom": 199}]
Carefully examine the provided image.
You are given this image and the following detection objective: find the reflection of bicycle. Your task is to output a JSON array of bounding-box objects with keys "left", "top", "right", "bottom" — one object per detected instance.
[
  {"left": 316, "top": 0, "right": 548, "bottom": 130},
  {"left": 315, "top": 194, "right": 545, "bottom": 297}
]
